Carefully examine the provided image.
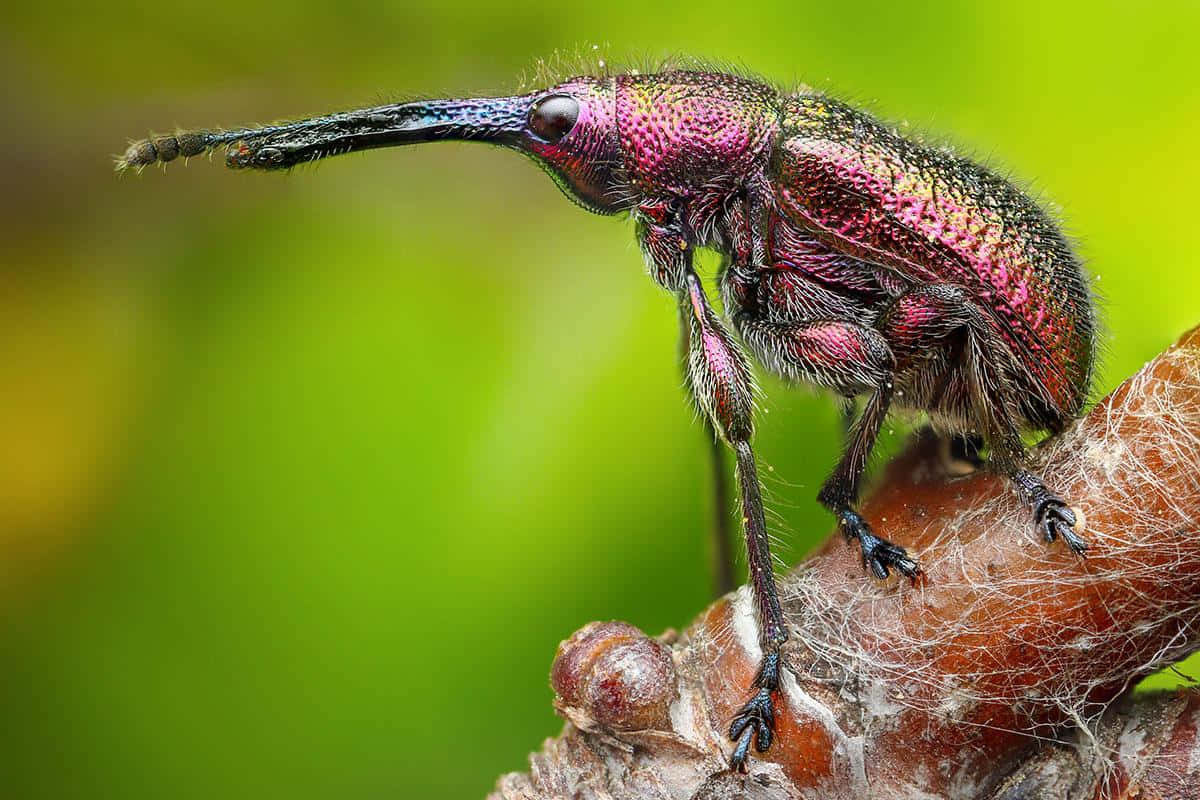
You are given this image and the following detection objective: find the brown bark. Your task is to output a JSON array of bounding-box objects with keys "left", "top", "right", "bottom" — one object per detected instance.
[{"left": 491, "top": 325, "right": 1200, "bottom": 800}]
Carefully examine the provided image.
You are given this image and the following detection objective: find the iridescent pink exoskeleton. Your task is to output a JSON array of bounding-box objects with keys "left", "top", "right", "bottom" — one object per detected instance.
[{"left": 120, "top": 68, "right": 1096, "bottom": 770}]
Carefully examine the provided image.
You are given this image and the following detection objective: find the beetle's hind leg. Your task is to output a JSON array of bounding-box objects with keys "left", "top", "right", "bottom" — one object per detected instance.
[
  {"left": 1010, "top": 469, "right": 1088, "bottom": 554},
  {"left": 992, "top": 440, "right": 1086, "bottom": 554},
  {"left": 884, "top": 285, "right": 1089, "bottom": 555}
]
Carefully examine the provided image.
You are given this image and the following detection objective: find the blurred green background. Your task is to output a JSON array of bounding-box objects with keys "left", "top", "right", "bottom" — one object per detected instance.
[{"left": 2, "top": 2, "right": 1198, "bottom": 797}]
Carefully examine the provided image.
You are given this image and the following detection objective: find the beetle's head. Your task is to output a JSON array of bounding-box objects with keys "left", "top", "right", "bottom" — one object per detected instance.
[
  {"left": 118, "top": 77, "right": 631, "bottom": 215},
  {"left": 513, "top": 78, "right": 627, "bottom": 214}
]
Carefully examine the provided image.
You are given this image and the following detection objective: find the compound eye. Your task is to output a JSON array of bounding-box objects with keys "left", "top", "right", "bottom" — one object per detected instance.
[{"left": 529, "top": 95, "right": 579, "bottom": 143}]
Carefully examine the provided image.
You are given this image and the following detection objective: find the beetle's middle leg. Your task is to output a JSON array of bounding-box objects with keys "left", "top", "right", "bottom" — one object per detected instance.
[
  {"left": 736, "top": 315, "right": 921, "bottom": 580},
  {"left": 679, "top": 274, "right": 788, "bottom": 769}
]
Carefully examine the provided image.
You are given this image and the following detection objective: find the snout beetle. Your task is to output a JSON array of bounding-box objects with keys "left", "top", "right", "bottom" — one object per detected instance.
[{"left": 119, "top": 66, "right": 1096, "bottom": 770}]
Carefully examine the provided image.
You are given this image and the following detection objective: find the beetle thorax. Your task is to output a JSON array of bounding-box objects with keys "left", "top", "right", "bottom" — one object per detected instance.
[{"left": 614, "top": 71, "right": 780, "bottom": 201}]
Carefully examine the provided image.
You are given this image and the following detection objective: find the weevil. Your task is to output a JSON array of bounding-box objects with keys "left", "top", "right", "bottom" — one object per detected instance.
[{"left": 119, "top": 66, "right": 1096, "bottom": 770}]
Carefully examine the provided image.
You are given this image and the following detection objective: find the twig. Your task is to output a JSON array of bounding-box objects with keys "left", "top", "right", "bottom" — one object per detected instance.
[{"left": 491, "top": 325, "right": 1200, "bottom": 800}]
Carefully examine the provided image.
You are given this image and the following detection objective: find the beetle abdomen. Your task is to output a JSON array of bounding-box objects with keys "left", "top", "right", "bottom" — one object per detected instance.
[{"left": 771, "top": 94, "right": 1095, "bottom": 422}]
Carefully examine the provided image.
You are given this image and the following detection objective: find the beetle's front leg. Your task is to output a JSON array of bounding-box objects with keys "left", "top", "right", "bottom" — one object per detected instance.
[
  {"left": 638, "top": 201, "right": 788, "bottom": 769},
  {"left": 643, "top": 199, "right": 736, "bottom": 596},
  {"left": 678, "top": 311, "right": 736, "bottom": 597},
  {"left": 680, "top": 272, "right": 787, "bottom": 770}
]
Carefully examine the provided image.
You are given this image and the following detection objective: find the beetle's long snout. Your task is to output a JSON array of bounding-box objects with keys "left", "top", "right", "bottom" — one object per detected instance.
[{"left": 118, "top": 96, "right": 528, "bottom": 172}]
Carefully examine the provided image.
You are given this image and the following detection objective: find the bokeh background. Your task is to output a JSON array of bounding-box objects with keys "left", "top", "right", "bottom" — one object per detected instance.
[{"left": 3, "top": 2, "right": 1199, "bottom": 797}]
